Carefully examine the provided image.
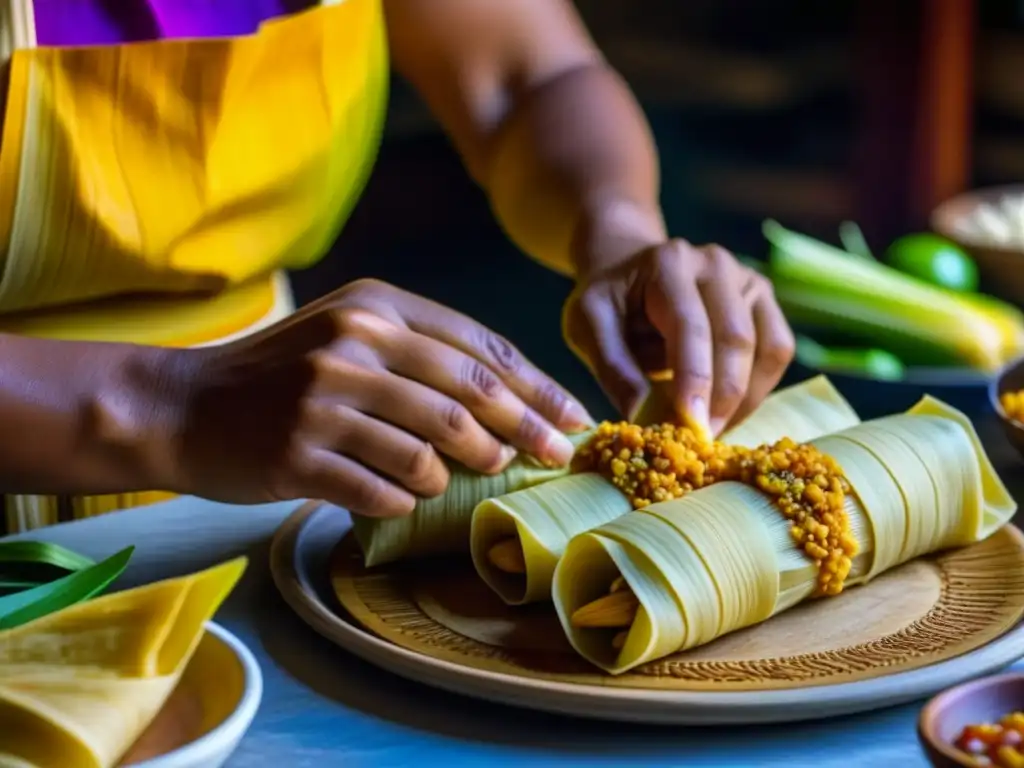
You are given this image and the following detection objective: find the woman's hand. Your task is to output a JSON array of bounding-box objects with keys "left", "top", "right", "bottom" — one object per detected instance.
[
  {"left": 159, "top": 279, "right": 593, "bottom": 517},
  {"left": 563, "top": 239, "right": 795, "bottom": 436}
]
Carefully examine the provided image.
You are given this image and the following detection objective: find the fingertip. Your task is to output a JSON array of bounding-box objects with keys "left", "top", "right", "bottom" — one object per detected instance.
[
  {"left": 558, "top": 400, "right": 597, "bottom": 433},
  {"left": 681, "top": 394, "right": 712, "bottom": 442},
  {"left": 345, "top": 496, "right": 416, "bottom": 519},
  {"left": 385, "top": 491, "right": 419, "bottom": 518},
  {"left": 480, "top": 443, "right": 518, "bottom": 476}
]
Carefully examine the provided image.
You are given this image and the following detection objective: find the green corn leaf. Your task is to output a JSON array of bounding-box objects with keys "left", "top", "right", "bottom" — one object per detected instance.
[
  {"left": 0, "top": 546, "right": 134, "bottom": 630},
  {"left": 0, "top": 540, "right": 95, "bottom": 571},
  {"left": 0, "top": 579, "right": 41, "bottom": 593}
]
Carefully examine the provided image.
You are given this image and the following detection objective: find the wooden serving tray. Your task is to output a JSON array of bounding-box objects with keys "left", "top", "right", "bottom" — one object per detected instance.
[
  {"left": 332, "top": 526, "right": 1024, "bottom": 692},
  {"left": 271, "top": 502, "right": 1024, "bottom": 724}
]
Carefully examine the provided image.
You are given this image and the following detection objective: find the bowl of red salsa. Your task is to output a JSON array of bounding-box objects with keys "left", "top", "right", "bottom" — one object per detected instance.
[{"left": 919, "top": 672, "right": 1024, "bottom": 767}]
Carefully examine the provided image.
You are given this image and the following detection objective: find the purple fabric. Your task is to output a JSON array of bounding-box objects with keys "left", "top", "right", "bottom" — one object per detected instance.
[{"left": 33, "top": 0, "right": 318, "bottom": 47}]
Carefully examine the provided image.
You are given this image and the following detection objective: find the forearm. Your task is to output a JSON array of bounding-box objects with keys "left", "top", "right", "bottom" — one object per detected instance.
[
  {"left": 483, "top": 63, "right": 667, "bottom": 279},
  {"left": 0, "top": 335, "right": 185, "bottom": 494}
]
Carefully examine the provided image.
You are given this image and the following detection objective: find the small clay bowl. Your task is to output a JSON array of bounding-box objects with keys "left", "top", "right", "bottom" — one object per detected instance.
[
  {"left": 932, "top": 185, "right": 1024, "bottom": 305},
  {"left": 989, "top": 354, "right": 1024, "bottom": 462},
  {"left": 919, "top": 671, "right": 1024, "bottom": 766}
]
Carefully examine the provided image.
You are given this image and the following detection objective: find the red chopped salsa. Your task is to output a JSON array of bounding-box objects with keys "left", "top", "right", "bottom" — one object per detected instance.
[{"left": 955, "top": 713, "right": 1024, "bottom": 767}]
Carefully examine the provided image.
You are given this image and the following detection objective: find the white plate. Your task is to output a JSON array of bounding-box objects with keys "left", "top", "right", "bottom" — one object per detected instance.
[{"left": 270, "top": 502, "right": 1024, "bottom": 725}]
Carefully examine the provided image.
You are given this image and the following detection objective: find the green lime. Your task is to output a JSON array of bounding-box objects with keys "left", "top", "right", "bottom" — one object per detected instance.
[{"left": 885, "top": 233, "right": 979, "bottom": 293}]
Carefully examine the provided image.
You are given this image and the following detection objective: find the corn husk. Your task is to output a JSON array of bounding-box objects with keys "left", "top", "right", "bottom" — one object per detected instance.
[
  {"left": 353, "top": 432, "right": 594, "bottom": 567},
  {"left": 0, "top": 558, "right": 246, "bottom": 767},
  {"left": 552, "top": 396, "right": 1014, "bottom": 674},
  {"left": 718, "top": 374, "right": 861, "bottom": 447},
  {"left": 351, "top": 365, "right": 778, "bottom": 568},
  {"left": 470, "top": 376, "right": 860, "bottom": 605}
]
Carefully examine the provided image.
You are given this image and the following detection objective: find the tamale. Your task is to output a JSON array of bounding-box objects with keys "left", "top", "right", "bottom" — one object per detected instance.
[
  {"left": 552, "top": 397, "right": 1015, "bottom": 674},
  {"left": 470, "top": 376, "right": 860, "bottom": 605}
]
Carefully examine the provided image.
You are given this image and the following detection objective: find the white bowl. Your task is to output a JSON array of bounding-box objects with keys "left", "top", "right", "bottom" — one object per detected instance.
[{"left": 131, "top": 622, "right": 263, "bottom": 768}]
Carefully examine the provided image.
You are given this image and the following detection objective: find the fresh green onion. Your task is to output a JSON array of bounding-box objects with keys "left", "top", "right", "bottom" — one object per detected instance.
[
  {"left": 764, "top": 220, "right": 1018, "bottom": 371},
  {"left": 0, "top": 540, "right": 95, "bottom": 572},
  {"left": 0, "top": 546, "right": 134, "bottom": 630},
  {"left": 838, "top": 221, "right": 874, "bottom": 261}
]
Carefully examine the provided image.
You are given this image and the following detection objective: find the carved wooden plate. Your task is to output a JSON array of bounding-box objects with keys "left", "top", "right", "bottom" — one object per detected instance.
[{"left": 271, "top": 502, "right": 1024, "bottom": 724}]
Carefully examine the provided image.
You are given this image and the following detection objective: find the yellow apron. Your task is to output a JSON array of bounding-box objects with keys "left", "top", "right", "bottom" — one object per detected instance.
[{"left": 0, "top": 0, "right": 389, "bottom": 531}]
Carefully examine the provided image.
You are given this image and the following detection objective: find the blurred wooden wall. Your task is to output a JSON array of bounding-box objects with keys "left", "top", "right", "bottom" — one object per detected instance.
[{"left": 384, "top": 0, "right": 1024, "bottom": 252}]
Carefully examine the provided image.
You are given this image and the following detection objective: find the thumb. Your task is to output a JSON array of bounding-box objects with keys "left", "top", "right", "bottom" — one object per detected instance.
[{"left": 562, "top": 287, "right": 649, "bottom": 419}]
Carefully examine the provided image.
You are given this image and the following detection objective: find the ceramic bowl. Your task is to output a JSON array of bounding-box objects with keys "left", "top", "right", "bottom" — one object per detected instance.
[
  {"left": 931, "top": 185, "right": 1024, "bottom": 304},
  {"left": 124, "top": 622, "right": 263, "bottom": 768},
  {"left": 989, "top": 354, "right": 1024, "bottom": 463},
  {"left": 918, "top": 671, "right": 1024, "bottom": 767}
]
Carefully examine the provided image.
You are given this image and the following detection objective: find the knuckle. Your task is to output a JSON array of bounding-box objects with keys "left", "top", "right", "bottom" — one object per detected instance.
[
  {"left": 716, "top": 323, "right": 756, "bottom": 352},
  {"left": 681, "top": 368, "right": 713, "bottom": 391},
  {"left": 750, "top": 272, "right": 774, "bottom": 293},
  {"left": 480, "top": 329, "right": 522, "bottom": 374},
  {"left": 534, "top": 381, "right": 570, "bottom": 421},
  {"left": 325, "top": 306, "right": 395, "bottom": 344},
  {"left": 305, "top": 348, "right": 346, "bottom": 382},
  {"left": 324, "top": 306, "right": 363, "bottom": 339},
  {"left": 684, "top": 320, "right": 713, "bottom": 343},
  {"left": 704, "top": 243, "right": 733, "bottom": 264},
  {"left": 662, "top": 238, "right": 693, "bottom": 258},
  {"left": 443, "top": 402, "right": 473, "bottom": 436},
  {"left": 516, "top": 410, "right": 547, "bottom": 448},
  {"left": 343, "top": 277, "right": 391, "bottom": 300},
  {"left": 660, "top": 239, "right": 702, "bottom": 271},
  {"left": 716, "top": 377, "right": 747, "bottom": 404},
  {"left": 762, "top": 336, "right": 796, "bottom": 368},
  {"left": 461, "top": 359, "right": 503, "bottom": 404}
]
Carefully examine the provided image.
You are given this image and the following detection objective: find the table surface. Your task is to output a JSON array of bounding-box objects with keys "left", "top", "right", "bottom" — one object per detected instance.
[{"left": 8, "top": 414, "right": 1024, "bottom": 768}]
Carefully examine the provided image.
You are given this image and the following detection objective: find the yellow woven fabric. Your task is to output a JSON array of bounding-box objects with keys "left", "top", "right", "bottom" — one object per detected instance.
[
  {"left": 0, "top": 0, "right": 387, "bottom": 313},
  {"left": 0, "top": 0, "right": 389, "bottom": 530}
]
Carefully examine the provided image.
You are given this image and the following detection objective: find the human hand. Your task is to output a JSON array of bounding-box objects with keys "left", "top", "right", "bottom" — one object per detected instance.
[
  {"left": 563, "top": 239, "right": 795, "bottom": 436},
  {"left": 159, "top": 279, "right": 593, "bottom": 516}
]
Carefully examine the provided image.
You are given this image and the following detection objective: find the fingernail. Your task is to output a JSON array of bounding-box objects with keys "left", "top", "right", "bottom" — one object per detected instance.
[
  {"left": 685, "top": 395, "right": 710, "bottom": 432},
  {"left": 496, "top": 443, "right": 518, "bottom": 471},
  {"left": 545, "top": 431, "right": 577, "bottom": 467},
  {"left": 563, "top": 402, "right": 597, "bottom": 432},
  {"left": 709, "top": 416, "right": 727, "bottom": 437}
]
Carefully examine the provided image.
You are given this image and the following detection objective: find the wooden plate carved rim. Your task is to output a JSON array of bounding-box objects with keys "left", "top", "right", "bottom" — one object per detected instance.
[{"left": 331, "top": 525, "right": 1024, "bottom": 692}]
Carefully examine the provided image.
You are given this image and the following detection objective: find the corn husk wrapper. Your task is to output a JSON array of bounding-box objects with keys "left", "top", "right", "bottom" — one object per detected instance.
[
  {"left": 353, "top": 431, "right": 594, "bottom": 567},
  {"left": 470, "top": 376, "right": 860, "bottom": 605},
  {"left": 552, "top": 396, "right": 1015, "bottom": 674},
  {"left": 0, "top": 558, "right": 246, "bottom": 767},
  {"left": 352, "top": 368, "right": 738, "bottom": 568}
]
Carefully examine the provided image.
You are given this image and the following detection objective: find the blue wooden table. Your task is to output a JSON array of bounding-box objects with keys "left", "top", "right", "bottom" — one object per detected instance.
[{"left": 10, "top": 487, "right": 1017, "bottom": 768}]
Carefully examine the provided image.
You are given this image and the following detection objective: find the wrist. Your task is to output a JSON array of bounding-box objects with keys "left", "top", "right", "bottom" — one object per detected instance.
[
  {"left": 82, "top": 343, "right": 199, "bottom": 493},
  {"left": 570, "top": 194, "right": 667, "bottom": 281}
]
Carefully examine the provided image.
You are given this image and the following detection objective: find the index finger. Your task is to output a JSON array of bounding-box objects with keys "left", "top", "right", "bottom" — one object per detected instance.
[
  {"left": 389, "top": 289, "right": 595, "bottom": 433},
  {"left": 728, "top": 281, "right": 796, "bottom": 429},
  {"left": 644, "top": 243, "right": 714, "bottom": 435}
]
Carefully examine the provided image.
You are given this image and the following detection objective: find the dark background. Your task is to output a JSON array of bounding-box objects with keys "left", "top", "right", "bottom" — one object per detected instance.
[{"left": 289, "top": 0, "right": 1024, "bottom": 421}]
